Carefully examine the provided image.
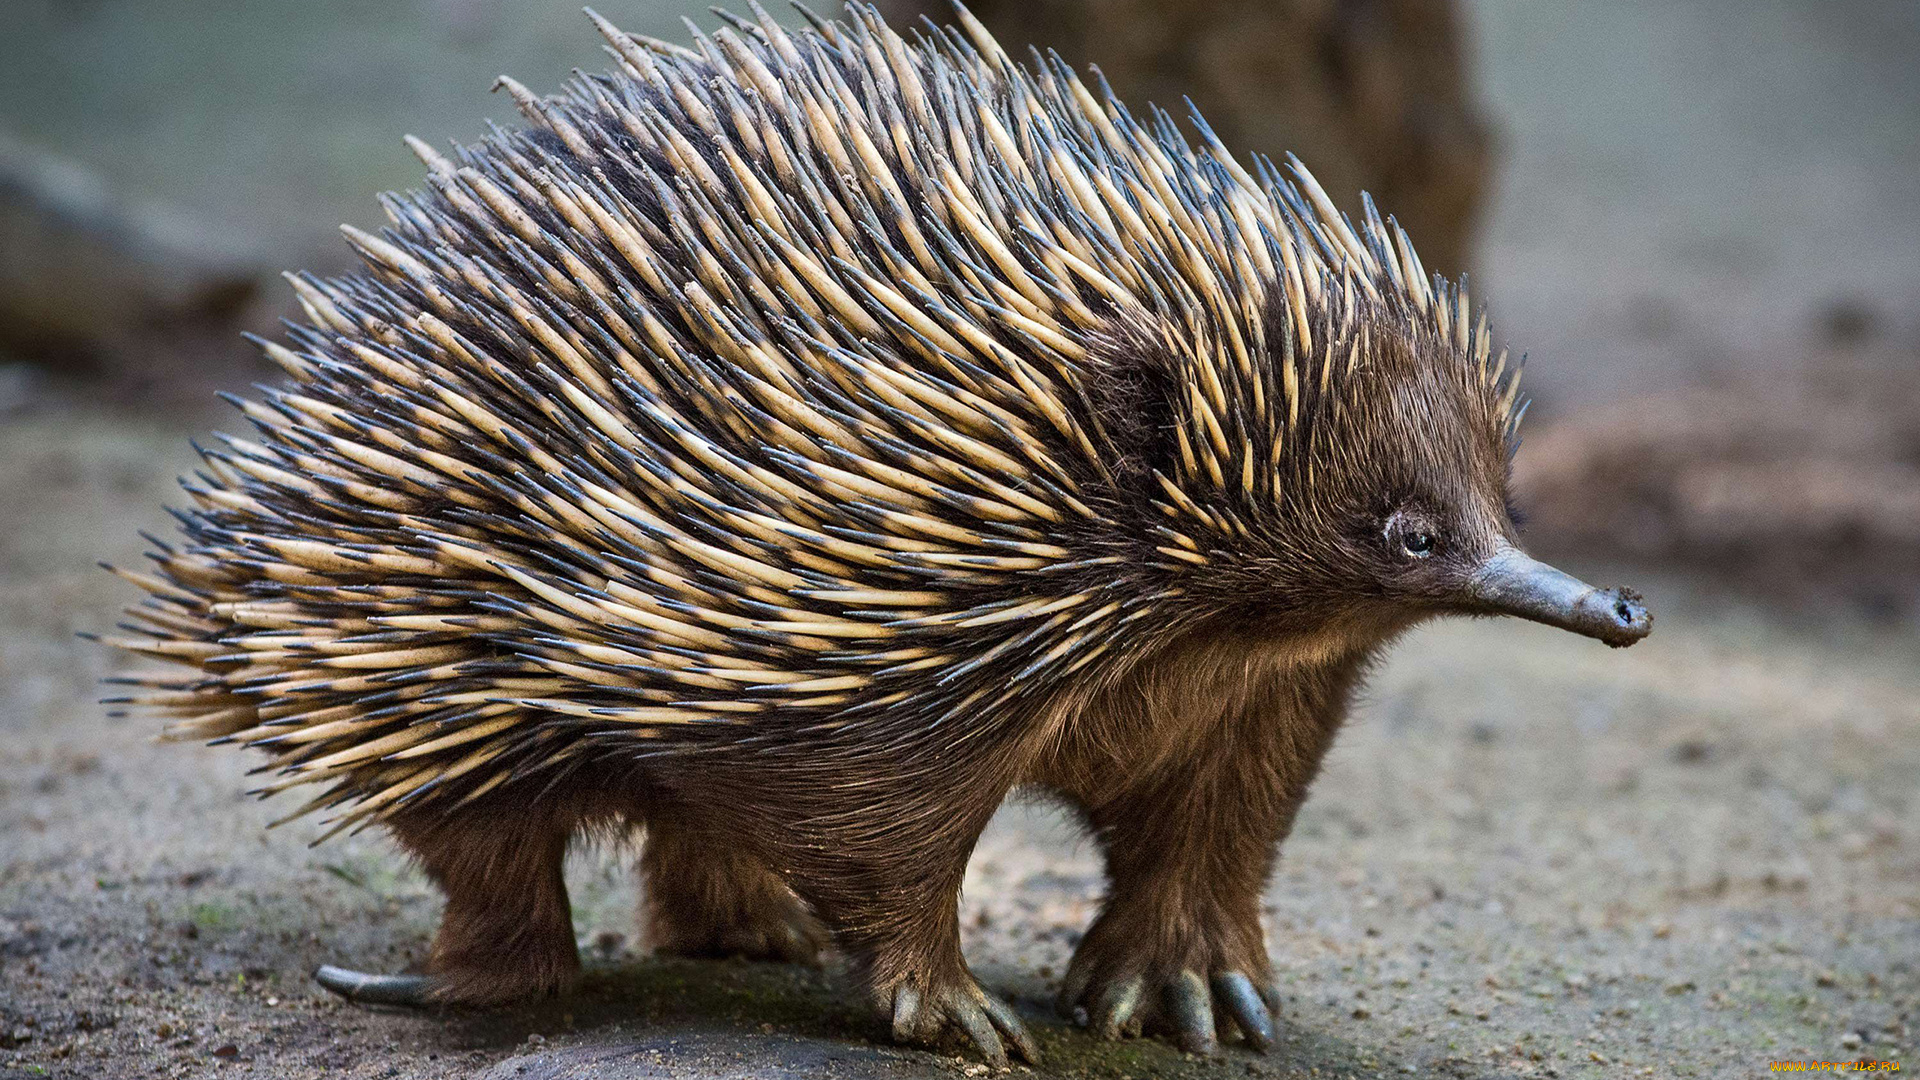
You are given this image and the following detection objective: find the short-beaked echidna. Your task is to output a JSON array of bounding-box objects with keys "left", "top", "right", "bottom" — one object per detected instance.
[{"left": 101, "top": 2, "right": 1652, "bottom": 1064}]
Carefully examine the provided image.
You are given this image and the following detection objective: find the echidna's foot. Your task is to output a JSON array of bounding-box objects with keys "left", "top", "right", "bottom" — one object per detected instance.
[
  {"left": 651, "top": 892, "right": 827, "bottom": 965},
  {"left": 1057, "top": 967, "right": 1276, "bottom": 1055},
  {"left": 886, "top": 974, "right": 1040, "bottom": 1067},
  {"left": 316, "top": 956, "right": 576, "bottom": 1007},
  {"left": 642, "top": 829, "right": 828, "bottom": 966},
  {"left": 1056, "top": 922, "right": 1277, "bottom": 1055},
  {"left": 314, "top": 965, "right": 435, "bottom": 1008}
]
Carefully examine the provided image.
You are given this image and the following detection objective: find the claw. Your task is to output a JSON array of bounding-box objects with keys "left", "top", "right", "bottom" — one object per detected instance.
[
  {"left": 891, "top": 983, "right": 924, "bottom": 1042},
  {"left": 890, "top": 980, "right": 1040, "bottom": 1066},
  {"left": 1164, "top": 969, "right": 1219, "bottom": 1055},
  {"left": 980, "top": 990, "right": 1041, "bottom": 1065},
  {"left": 1092, "top": 974, "right": 1145, "bottom": 1039},
  {"left": 314, "top": 964, "right": 434, "bottom": 1007},
  {"left": 1213, "top": 971, "right": 1275, "bottom": 1051},
  {"left": 1055, "top": 964, "right": 1091, "bottom": 1019},
  {"left": 953, "top": 999, "right": 1008, "bottom": 1068}
]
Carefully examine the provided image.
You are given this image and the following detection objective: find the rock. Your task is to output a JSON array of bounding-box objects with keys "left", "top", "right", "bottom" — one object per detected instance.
[
  {"left": 1816, "top": 297, "right": 1879, "bottom": 347},
  {"left": 471, "top": 1032, "right": 928, "bottom": 1079},
  {"left": 0, "top": 133, "right": 269, "bottom": 391}
]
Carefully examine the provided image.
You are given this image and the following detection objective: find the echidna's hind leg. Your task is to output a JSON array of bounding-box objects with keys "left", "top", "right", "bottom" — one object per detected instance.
[
  {"left": 317, "top": 798, "right": 582, "bottom": 1007},
  {"left": 777, "top": 822, "right": 1040, "bottom": 1067},
  {"left": 677, "top": 747, "right": 1039, "bottom": 1066},
  {"left": 639, "top": 815, "right": 826, "bottom": 964}
]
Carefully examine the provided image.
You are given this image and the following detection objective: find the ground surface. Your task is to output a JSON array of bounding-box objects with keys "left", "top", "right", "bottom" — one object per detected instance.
[{"left": 0, "top": 403, "right": 1914, "bottom": 1080}]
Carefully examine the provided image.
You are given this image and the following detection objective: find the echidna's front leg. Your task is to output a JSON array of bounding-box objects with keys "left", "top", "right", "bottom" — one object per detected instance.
[
  {"left": 1057, "top": 780, "right": 1281, "bottom": 1055},
  {"left": 1056, "top": 692, "right": 1346, "bottom": 1055},
  {"left": 640, "top": 817, "right": 826, "bottom": 964}
]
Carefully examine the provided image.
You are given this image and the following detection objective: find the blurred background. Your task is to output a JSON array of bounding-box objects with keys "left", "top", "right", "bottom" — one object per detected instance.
[
  {"left": 1, "top": 1, "right": 1915, "bottom": 1076},
  {"left": 5, "top": 0, "right": 1917, "bottom": 597}
]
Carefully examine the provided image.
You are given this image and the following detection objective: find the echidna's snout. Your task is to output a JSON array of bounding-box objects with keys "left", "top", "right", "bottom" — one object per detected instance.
[{"left": 1464, "top": 546, "right": 1653, "bottom": 648}]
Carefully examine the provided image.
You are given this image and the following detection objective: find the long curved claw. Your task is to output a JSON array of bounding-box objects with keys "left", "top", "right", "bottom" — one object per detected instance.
[
  {"left": 771, "top": 916, "right": 827, "bottom": 965},
  {"left": 711, "top": 914, "right": 825, "bottom": 966},
  {"left": 978, "top": 990, "right": 1041, "bottom": 1065},
  {"left": 1164, "top": 969, "right": 1219, "bottom": 1055},
  {"left": 1212, "top": 971, "right": 1275, "bottom": 1052},
  {"left": 890, "top": 981, "right": 1040, "bottom": 1067},
  {"left": 314, "top": 964, "right": 435, "bottom": 1007},
  {"left": 953, "top": 999, "right": 1007, "bottom": 1067}
]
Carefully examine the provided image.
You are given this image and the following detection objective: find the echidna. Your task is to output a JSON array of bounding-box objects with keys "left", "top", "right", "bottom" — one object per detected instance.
[{"left": 100, "top": 1, "right": 1652, "bottom": 1065}]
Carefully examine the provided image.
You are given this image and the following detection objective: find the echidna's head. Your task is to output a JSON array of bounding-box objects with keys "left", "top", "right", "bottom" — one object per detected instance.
[
  {"left": 1262, "top": 311, "right": 1650, "bottom": 650},
  {"left": 1107, "top": 212, "right": 1651, "bottom": 653}
]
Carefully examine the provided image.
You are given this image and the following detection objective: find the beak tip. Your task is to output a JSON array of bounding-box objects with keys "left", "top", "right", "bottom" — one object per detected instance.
[
  {"left": 1595, "top": 586, "right": 1653, "bottom": 648},
  {"left": 1467, "top": 547, "right": 1653, "bottom": 647}
]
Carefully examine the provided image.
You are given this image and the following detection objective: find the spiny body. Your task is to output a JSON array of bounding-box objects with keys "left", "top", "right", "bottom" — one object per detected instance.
[{"left": 102, "top": 1, "right": 1650, "bottom": 1064}]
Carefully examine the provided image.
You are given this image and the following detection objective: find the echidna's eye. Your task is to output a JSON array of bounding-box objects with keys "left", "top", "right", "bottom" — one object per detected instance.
[{"left": 1402, "top": 531, "right": 1436, "bottom": 557}]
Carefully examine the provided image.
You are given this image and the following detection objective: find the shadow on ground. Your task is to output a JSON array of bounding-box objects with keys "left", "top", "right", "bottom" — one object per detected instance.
[{"left": 381, "top": 959, "right": 1393, "bottom": 1079}]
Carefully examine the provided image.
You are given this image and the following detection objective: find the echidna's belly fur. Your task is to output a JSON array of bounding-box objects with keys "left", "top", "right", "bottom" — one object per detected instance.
[{"left": 1026, "top": 621, "right": 1392, "bottom": 806}]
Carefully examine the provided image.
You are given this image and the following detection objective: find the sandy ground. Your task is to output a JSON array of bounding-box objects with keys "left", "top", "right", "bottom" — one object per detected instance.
[{"left": 0, "top": 401, "right": 1914, "bottom": 1080}]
